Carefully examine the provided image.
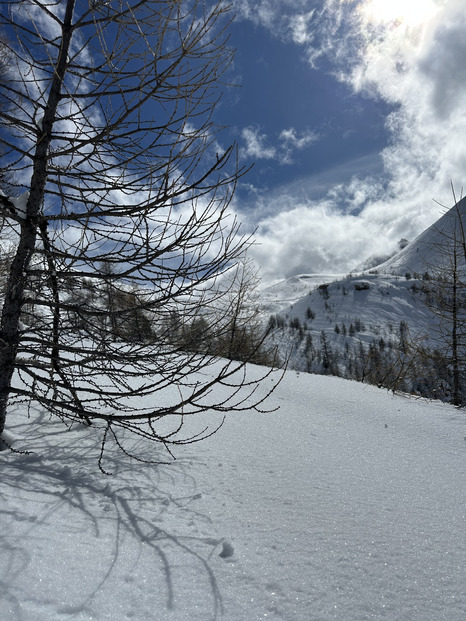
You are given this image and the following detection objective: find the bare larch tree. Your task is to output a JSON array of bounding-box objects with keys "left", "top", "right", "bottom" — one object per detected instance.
[
  {"left": 0, "top": 0, "right": 279, "bottom": 468},
  {"left": 420, "top": 191, "right": 466, "bottom": 405}
]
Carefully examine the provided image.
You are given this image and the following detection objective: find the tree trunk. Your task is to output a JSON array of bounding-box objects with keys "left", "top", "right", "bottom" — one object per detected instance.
[
  {"left": 0, "top": 0, "right": 76, "bottom": 434},
  {"left": 451, "top": 244, "right": 460, "bottom": 406}
]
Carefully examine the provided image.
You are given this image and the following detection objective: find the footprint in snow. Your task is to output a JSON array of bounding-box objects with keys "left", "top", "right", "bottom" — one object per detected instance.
[{"left": 219, "top": 541, "right": 235, "bottom": 558}]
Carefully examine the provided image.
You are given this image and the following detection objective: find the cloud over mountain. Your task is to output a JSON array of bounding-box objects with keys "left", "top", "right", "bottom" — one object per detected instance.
[{"left": 233, "top": 1, "right": 466, "bottom": 282}]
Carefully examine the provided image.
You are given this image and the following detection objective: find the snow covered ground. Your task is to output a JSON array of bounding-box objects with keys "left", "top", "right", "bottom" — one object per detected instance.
[
  {"left": 258, "top": 274, "right": 346, "bottom": 316},
  {"left": 1, "top": 366, "right": 466, "bottom": 621}
]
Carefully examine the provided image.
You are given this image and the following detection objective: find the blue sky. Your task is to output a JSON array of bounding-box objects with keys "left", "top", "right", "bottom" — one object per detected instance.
[
  {"left": 223, "top": 18, "right": 392, "bottom": 199},
  {"left": 3, "top": 0, "right": 465, "bottom": 286},
  {"left": 213, "top": 0, "right": 466, "bottom": 283}
]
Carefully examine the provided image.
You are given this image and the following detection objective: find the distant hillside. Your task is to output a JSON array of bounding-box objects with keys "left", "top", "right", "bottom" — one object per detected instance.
[{"left": 260, "top": 197, "right": 466, "bottom": 403}]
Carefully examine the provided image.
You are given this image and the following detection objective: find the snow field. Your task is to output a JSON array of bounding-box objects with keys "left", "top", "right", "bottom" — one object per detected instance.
[{"left": 1, "top": 368, "right": 466, "bottom": 620}]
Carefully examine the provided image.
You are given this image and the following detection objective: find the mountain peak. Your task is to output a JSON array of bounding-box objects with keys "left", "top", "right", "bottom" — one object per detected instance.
[{"left": 371, "top": 196, "right": 466, "bottom": 276}]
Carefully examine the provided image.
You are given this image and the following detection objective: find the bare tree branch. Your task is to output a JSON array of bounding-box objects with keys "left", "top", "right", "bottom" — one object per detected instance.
[{"left": 0, "top": 0, "right": 282, "bottom": 467}]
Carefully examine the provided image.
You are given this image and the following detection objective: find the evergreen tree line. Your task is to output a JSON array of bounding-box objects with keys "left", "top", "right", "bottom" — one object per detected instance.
[{"left": 268, "top": 307, "right": 466, "bottom": 405}]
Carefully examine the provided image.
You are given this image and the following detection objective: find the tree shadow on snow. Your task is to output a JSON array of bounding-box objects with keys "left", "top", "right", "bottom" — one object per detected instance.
[{"left": 0, "top": 406, "right": 227, "bottom": 620}]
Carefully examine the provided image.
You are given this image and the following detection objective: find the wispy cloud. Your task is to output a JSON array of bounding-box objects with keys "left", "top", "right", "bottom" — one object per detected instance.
[
  {"left": 241, "top": 127, "right": 277, "bottom": 160},
  {"left": 241, "top": 126, "right": 319, "bottom": 165},
  {"left": 279, "top": 127, "right": 318, "bottom": 162},
  {"left": 289, "top": 9, "right": 316, "bottom": 44}
]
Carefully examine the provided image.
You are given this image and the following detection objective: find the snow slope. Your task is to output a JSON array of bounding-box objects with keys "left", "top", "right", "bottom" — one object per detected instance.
[
  {"left": 2, "top": 366, "right": 466, "bottom": 621},
  {"left": 259, "top": 274, "right": 345, "bottom": 315},
  {"left": 375, "top": 196, "right": 466, "bottom": 276},
  {"left": 259, "top": 199, "right": 466, "bottom": 380},
  {"left": 282, "top": 273, "right": 433, "bottom": 336},
  {"left": 261, "top": 270, "right": 437, "bottom": 381}
]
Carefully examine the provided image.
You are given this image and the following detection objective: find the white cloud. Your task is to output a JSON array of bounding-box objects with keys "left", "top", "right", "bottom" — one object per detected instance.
[
  {"left": 289, "top": 10, "right": 316, "bottom": 45},
  {"left": 241, "top": 126, "right": 318, "bottom": 165},
  {"left": 233, "top": 0, "right": 278, "bottom": 28},
  {"left": 235, "top": 0, "right": 466, "bottom": 283},
  {"left": 277, "top": 127, "right": 319, "bottom": 164},
  {"left": 248, "top": 199, "right": 396, "bottom": 284},
  {"left": 336, "top": 0, "right": 466, "bottom": 204},
  {"left": 279, "top": 127, "right": 318, "bottom": 150},
  {"left": 245, "top": 180, "right": 444, "bottom": 285},
  {"left": 234, "top": 1, "right": 319, "bottom": 43},
  {"left": 241, "top": 127, "right": 277, "bottom": 160}
]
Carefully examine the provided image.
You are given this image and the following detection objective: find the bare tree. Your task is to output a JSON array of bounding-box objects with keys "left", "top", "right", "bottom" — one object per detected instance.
[
  {"left": 0, "top": 31, "right": 14, "bottom": 194},
  {"left": 0, "top": 0, "right": 279, "bottom": 469},
  {"left": 210, "top": 259, "right": 279, "bottom": 365},
  {"left": 160, "top": 256, "right": 281, "bottom": 369},
  {"left": 418, "top": 189, "right": 466, "bottom": 405}
]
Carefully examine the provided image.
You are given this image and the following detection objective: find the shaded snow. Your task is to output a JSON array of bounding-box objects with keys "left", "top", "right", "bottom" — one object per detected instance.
[{"left": 1, "top": 368, "right": 466, "bottom": 620}]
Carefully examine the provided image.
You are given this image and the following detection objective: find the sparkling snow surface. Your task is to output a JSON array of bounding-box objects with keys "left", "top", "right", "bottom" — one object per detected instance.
[{"left": 1, "top": 369, "right": 466, "bottom": 620}]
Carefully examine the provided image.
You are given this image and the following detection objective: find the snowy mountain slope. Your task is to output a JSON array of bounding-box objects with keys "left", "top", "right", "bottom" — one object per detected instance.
[
  {"left": 374, "top": 195, "right": 466, "bottom": 276},
  {"left": 259, "top": 198, "right": 466, "bottom": 390},
  {"left": 258, "top": 197, "right": 466, "bottom": 320},
  {"left": 258, "top": 273, "right": 345, "bottom": 315},
  {"left": 283, "top": 274, "right": 432, "bottom": 338},
  {"left": 1, "top": 365, "right": 466, "bottom": 621},
  {"left": 262, "top": 271, "right": 439, "bottom": 392}
]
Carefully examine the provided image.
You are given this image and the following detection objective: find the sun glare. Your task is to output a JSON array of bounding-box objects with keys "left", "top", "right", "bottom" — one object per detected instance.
[{"left": 361, "top": 0, "right": 439, "bottom": 28}]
